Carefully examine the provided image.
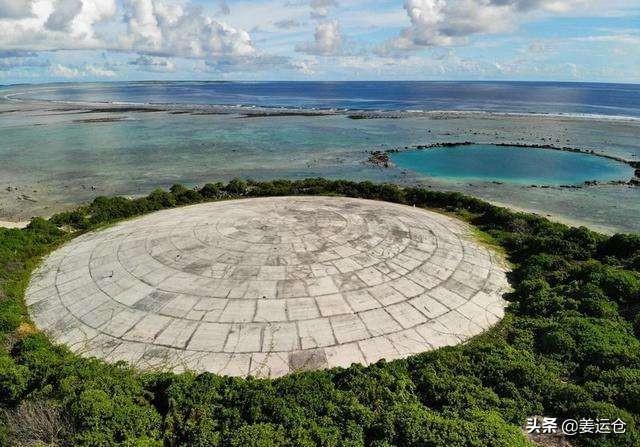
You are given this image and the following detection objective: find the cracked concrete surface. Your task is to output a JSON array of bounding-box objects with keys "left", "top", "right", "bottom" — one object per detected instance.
[{"left": 26, "top": 196, "right": 510, "bottom": 378}]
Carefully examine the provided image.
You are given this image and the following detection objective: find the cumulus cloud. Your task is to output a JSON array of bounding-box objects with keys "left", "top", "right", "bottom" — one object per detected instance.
[
  {"left": 51, "top": 63, "right": 82, "bottom": 77},
  {"left": 574, "top": 34, "right": 640, "bottom": 45},
  {"left": 527, "top": 40, "right": 549, "bottom": 53},
  {"left": 203, "top": 54, "right": 291, "bottom": 72},
  {"left": 0, "top": 0, "right": 34, "bottom": 19},
  {"left": 291, "top": 59, "right": 317, "bottom": 75},
  {"left": 0, "top": 50, "right": 36, "bottom": 58},
  {"left": 120, "top": 0, "right": 255, "bottom": 58},
  {"left": 63, "top": 0, "right": 118, "bottom": 44},
  {"left": 274, "top": 19, "right": 301, "bottom": 29},
  {"left": 194, "top": 53, "right": 320, "bottom": 76},
  {"left": 217, "top": 0, "right": 230, "bottom": 15},
  {"left": 296, "top": 20, "right": 342, "bottom": 56},
  {"left": 45, "top": 0, "right": 83, "bottom": 31},
  {"left": 382, "top": 0, "right": 587, "bottom": 52},
  {"left": 0, "top": 0, "right": 118, "bottom": 51},
  {"left": 0, "top": 50, "right": 48, "bottom": 70},
  {"left": 0, "top": 0, "right": 257, "bottom": 61},
  {"left": 310, "top": 0, "right": 337, "bottom": 19},
  {"left": 311, "top": 0, "right": 337, "bottom": 7},
  {"left": 51, "top": 63, "right": 115, "bottom": 78},
  {"left": 2, "top": 0, "right": 627, "bottom": 80},
  {"left": 85, "top": 64, "right": 116, "bottom": 77},
  {"left": 129, "top": 54, "right": 176, "bottom": 72}
]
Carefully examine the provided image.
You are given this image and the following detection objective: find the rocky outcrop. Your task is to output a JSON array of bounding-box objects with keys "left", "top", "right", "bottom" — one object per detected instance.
[{"left": 368, "top": 151, "right": 391, "bottom": 168}]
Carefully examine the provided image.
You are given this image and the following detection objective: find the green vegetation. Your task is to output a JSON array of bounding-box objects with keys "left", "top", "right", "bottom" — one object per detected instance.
[{"left": 1, "top": 178, "right": 639, "bottom": 446}]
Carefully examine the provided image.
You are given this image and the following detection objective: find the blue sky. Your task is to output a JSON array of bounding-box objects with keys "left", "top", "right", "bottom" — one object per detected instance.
[{"left": 0, "top": 0, "right": 639, "bottom": 84}]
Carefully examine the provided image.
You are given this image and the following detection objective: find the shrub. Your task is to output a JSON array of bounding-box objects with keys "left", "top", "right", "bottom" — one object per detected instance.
[
  {"left": 598, "top": 233, "right": 640, "bottom": 265},
  {"left": 569, "top": 261, "right": 640, "bottom": 305},
  {"left": 583, "top": 367, "right": 640, "bottom": 414},
  {"left": 146, "top": 188, "right": 177, "bottom": 209},
  {"left": 225, "top": 178, "right": 249, "bottom": 195},
  {"left": 199, "top": 182, "right": 223, "bottom": 198},
  {"left": 536, "top": 317, "right": 640, "bottom": 371},
  {"left": 0, "top": 299, "right": 22, "bottom": 334},
  {"left": 228, "top": 423, "right": 288, "bottom": 447},
  {"left": 510, "top": 277, "right": 570, "bottom": 316},
  {"left": 26, "top": 217, "right": 63, "bottom": 237},
  {"left": 568, "top": 401, "right": 639, "bottom": 447},
  {"left": 168, "top": 184, "right": 202, "bottom": 205},
  {"left": 50, "top": 209, "right": 89, "bottom": 229},
  {"left": 169, "top": 184, "right": 189, "bottom": 196},
  {"left": 87, "top": 196, "right": 141, "bottom": 224},
  {"left": 0, "top": 353, "right": 29, "bottom": 404},
  {"left": 1, "top": 178, "right": 639, "bottom": 446},
  {"left": 375, "top": 404, "right": 531, "bottom": 447}
]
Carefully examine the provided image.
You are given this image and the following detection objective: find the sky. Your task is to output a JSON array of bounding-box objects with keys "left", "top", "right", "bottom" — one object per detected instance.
[{"left": 0, "top": 0, "right": 639, "bottom": 84}]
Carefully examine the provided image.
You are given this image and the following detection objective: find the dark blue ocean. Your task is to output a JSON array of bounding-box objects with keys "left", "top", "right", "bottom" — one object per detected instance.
[{"left": 11, "top": 81, "right": 640, "bottom": 118}]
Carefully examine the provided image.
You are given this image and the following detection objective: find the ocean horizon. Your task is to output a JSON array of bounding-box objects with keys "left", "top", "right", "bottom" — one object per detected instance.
[{"left": 4, "top": 80, "right": 640, "bottom": 119}]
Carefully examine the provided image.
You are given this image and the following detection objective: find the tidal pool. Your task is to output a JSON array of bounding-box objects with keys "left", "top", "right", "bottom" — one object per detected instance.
[{"left": 392, "top": 144, "right": 634, "bottom": 185}]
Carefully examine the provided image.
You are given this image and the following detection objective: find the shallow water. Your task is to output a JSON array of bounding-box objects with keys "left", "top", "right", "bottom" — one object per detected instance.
[
  {"left": 392, "top": 145, "right": 634, "bottom": 185},
  {"left": 1, "top": 82, "right": 639, "bottom": 234}
]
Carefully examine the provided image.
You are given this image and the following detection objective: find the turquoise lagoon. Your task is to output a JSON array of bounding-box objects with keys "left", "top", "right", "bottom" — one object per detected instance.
[{"left": 391, "top": 144, "right": 634, "bottom": 185}]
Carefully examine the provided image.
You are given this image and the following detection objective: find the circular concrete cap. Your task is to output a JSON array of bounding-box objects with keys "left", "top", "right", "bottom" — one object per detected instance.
[{"left": 26, "top": 196, "right": 509, "bottom": 378}]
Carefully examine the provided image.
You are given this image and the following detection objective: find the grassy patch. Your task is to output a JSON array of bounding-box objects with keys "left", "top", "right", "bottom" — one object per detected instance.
[{"left": 471, "top": 227, "right": 508, "bottom": 258}]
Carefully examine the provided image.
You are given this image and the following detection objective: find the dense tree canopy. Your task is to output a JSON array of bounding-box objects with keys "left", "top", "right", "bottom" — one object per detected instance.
[{"left": 1, "top": 178, "right": 639, "bottom": 446}]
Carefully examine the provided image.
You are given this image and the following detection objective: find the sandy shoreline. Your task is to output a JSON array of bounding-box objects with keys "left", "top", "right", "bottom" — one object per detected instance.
[
  {"left": 487, "top": 200, "right": 617, "bottom": 235},
  {"left": 0, "top": 220, "right": 30, "bottom": 229}
]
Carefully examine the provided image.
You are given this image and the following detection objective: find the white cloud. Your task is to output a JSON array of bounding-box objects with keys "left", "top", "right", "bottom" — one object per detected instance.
[
  {"left": 217, "top": 0, "right": 230, "bottom": 16},
  {"left": 325, "top": 51, "right": 491, "bottom": 78},
  {"left": 574, "top": 34, "right": 640, "bottom": 45},
  {"left": 309, "top": 0, "right": 337, "bottom": 19},
  {"left": 292, "top": 58, "right": 316, "bottom": 74},
  {"left": 120, "top": 0, "right": 256, "bottom": 58},
  {"left": 310, "top": 0, "right": 337, "bottom": 7},
  {"left": 121, "top": 0, "right": 164, "bottom": 51},
  {"left": 527, "top": 40, "right": 549, "bottom": 54},
  {"left": 382, "top": 0, "right": 589, "bottom": 53},
  {"left": 274, "top": 19, "right": 301, "bottom": 29},
  {"left": 1, "top": 0, "right": 638, "bottom": 81},
  {"left": 50, "top": 62, "right": 116, "bottom": 78},
  {"left": 0, "top": 0, "right": 257, "bottom": 61},
  {"left": 324, "top": 48, "right": 600, "bottom": 81},
  {"left": 0, "top": 50, "right": 48, "bottom": 70},
  {"left": 129, "top": 54, "right": 176, "bottom": 72},
  {"left": 45, "top": 0, "right": 82, "bottom": 31},
  {"left": 203, "top": 54, "right": 292, "bottom": 73},
  {"left": 0, "top": 0, "right": 35, "bottom": 19},
  {"left": 65, "top": 0, "right": 118, "bottom": 44},
  {"left": 51, "top": 63, "right": 82, "bottom": 77},
  {"left": 0, "top": 0, "right": 118, "bottom": 51},
  {"left": 296, "top": 20, "right": 342, "bottom": 55},
  {"left": 85, "top": 64, "right": 116, "bottom": 77}
]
